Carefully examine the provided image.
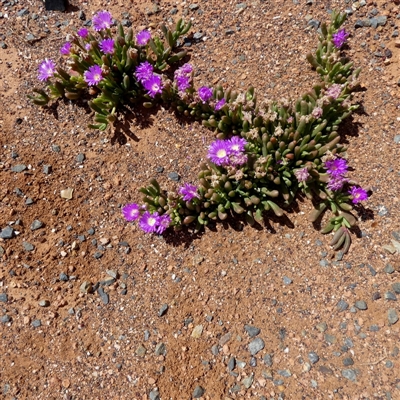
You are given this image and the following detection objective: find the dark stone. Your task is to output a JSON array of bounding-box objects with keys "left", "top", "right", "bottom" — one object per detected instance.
[
  {"left": 192, "top": 386, "right": 205, "bottom": 398},
  {"left": 43, "top": 165, "right": 52, "bottom": 174},
  {"left": 45, "top": 0, "right": 66, "bottom": 11},
  {"left": 0, "top": 293, "right": 8, "bottom": 303},
  {"left": 0, "top": 226, "right": 14, "bottom": 239},
  {"left": 59, "top": 272, "right": 69, "bottom": 281},
  {"left": 168, "top": 172, "right": 180, "bottom": 182},
  {"left": 11, "top": 164, "right": 26, "bottom": 173},
  {"left": 158, "top": 303, "right": 168, "bottom": 317},
  {"left": 97, "top": 287, "right": 109, "bottom": 305},
  {"left": 244, "top": 324, "right": 260, "bottom": 337},
  {"left": 1, "top": 315, "right": 11, "bottom": 323}
]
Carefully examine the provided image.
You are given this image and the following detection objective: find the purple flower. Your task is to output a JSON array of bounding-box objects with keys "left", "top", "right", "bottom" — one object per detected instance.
[
  {"left": 143, "top": 75, "right": 163, "bottom": 98},
  {"left": 324, "top": 158, "right": 348, "bottom": 177},
  {"left": 99, "top": 38, "right": 114, "bottom": 54},
  {"left": 135, "top": 61, "right": 154, "bottom": 83},
  {"left": 156, "top": 214, "right": 171, "bottom": 234},
  {"left": 136, "top": 30, "right": 151, "bottom": 46},
  {"left": 60, "top": 42, "right": 71, "bottom": 55},
  {"left": 92, "top": 10, "right": 113, "bottom": 31},
  {"left": 122, "top": 203, "right": 141, "bottom": 221},
  {"left": 332, "top": 29, "right": 349, "bottom": 48},
  {"left": 38, "top": 59, "right": 56, "bottom": 81},
  {"left": 311, "top": 106, "right": 323, "bottom": 119},
  {"left": 349, "top": 186, "right": 368, "bottom": 204},
  {"left": 179, "top": 183, "right": 199, "bottom": 202},
  {"left": 208, "top": 139, "right": 230, "bottom": 166},
  {"left": 84, "top": 64, "right": 103, "bottom": 86},
  {"left": 139, "top": 211, "right": 160, "bottom": 233},
  {"left": 77, "top": 28, "right": 89, "bottom": 39},
  {"left": 176, "top": 63, "right": 193, "bottom": 76},
  {"left": 294, "top": 167, "right": 310, "bottom": 182},
  {"left": 326, "top": 84, "right": 342, "bottom": 100},
  {"left": 175, "top": 75, "right": 191, "bottom": 92},
  {"left": 198, "top": 86, "right": 213, "bottom": 103},
  {"left": 215, "top": 98, "right": 226, "bottom": 111},
  {"left": 327, "top": 176, "right": 348, "bottom": 191},
  {"left": 85, "top": 43, "right": 92, "bottom": 51},
  {"left": 228, "top": 136, "right": 247, "bottom": 153}
]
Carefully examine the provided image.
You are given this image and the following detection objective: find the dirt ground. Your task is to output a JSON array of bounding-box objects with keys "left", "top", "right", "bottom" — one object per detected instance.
[{"left": 1, "top": 0, "right": 400, "bottom": 399}]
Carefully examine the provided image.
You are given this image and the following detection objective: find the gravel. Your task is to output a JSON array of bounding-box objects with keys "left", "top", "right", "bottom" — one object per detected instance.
[
  {"left": 308, "top": 352, "right": 319, "bottom": 364},
  {"left": 248, "top": 337, "right": 265, "bottom": 355},
  {"left": 158, "top": 303, "right": 168, "bottom": 316},
  {"left": 244, "top": 324, "right": 260, "bottom": 337},
  {"left": 388, "top": 309, "right": 399, "bottom": 325},
  {"left": 342, "top": 369, "right": 357, "bottom": 382},
  {"left": 192, "top": 386, "right": 205, "bottom": 398}
]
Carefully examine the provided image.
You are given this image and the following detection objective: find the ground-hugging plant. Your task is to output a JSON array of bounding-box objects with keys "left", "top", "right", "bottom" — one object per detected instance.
[
  {"left": 29, "top": 10, "right": 191, "bottom": 130},
  {"left": 30, "top": 10, "right": 368, "bottom": 254},
  {"left": 123, "top": 11, "right": 369, "bottom": 254}
]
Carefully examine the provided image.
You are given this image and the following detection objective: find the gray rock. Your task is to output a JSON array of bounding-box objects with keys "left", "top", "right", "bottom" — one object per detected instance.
[
  {"left": 392, "top": 283, "right": 400, "bottom": 294},
  {"left": 11, "top": 164, "right": 26, "bottom": 173},
  {"left": 368, "top": 265, "right": 377, "bottom": 276},
  {"left": 384, "top": 264, "right": 395, "bottom": 274},
  {"left": 244, "top": 324, "right": 260, "bottom": 337},
  {"left": 248, "top": 337, "right": 265, "bottom": 355},
  {"left": 388, "top": 308, "right": 398, "bottom": 325},
  {"left": 308, "top": 19, "right": 320, "bottom": 29},
  {"left": 17, "top": 9, "right": 30, "bottom": 17},
  {"left": 155, "top": 342, "right": 166, "bottom": 356},
  {"left": 25, "top": 198, "right": 34, "bottom": 205},
  {"left": 242, "top": 374, "right": 254, "bottom": 389},
  {"left": 31, "top": 319, "right": 41, "bottom": 328},
  {"left": 76, "top": 153, "right": 85, "bottom": 163},
  {"left": 385, "top": 360, "right": 393, "bottom": 368},
  {"left": 30, "top": 220, "right": 44, "bottom": 231},
  {"left": 193, "top": 32, "right": 204, "bottom": 40},
  {"left": 149, "top": 389, "right": 160, "bottom": 400},
  {"left": 189, "top": 4, "right": 199, "bottom": 10},
  {"left": 278, "top": 369, "right": 291, "bottom": 377},
  {"left": 211, "top": 345, "right": 219, "bottom": 356},
  {"left": 385, "top": 292, "right": 397, "bottom": 301},
  {"left": 43, "top": 165, "right": 52, "bottom": 174},
  {"left": 228, "top": 356, "right": 236, "bottom": 371},
  {"left": 158, "top": 303, "right": 168, "bottom": 316},
  {"left": 263, "top": 353, "right": 273, "bottom": 366},
  {"left": 325, "top": 334, "right": 336, "bottom": 344},
  {"left": 343, "top": 357, "right": 354, "bottom": 366},
  {"left": 394, "top": 135, "right": 400, "bottom": 144},
  {"left": 93, "top": 252, "right": 103, "bottom": 259},
  {"left": 342, "top": 369, "right": 357, "bottom": 382},
  {"left": 97, "top": 287, "right": 109, "bottom": 304},
  {"left": 283, "top": 276, "right": 292, "bottom": 285},
  {"left": 1, "top": 314, "right": 12, "bottom": 323},
  {"left": 0, "top": 293, "right": 8, "bottom": 303},
  {"left": 22, "top": 241, "right": 35, "bottom": 251},
  {"left": 38, "top": 300, "right": 50, "bottom": 307},
  {"left": 319, "top": 259, "right": 329, "bottom": 267},
  {"left": 52, "top": 144, "right": 61, "bottom": 152},
  {"left": 192, "top": 386, "right": 205, "bottom": 398},
  {"left": 369, "top": 325, "right": 380, "bottom": 332},
  {"left": 80, "top": 281, "right": 93, "bottom": 293},
  {"left": 59, "top": 272, "right": 68, "bottom": 281},
  {"left": 249, "top": 357, "right": 257, "bottom": 367},
  {"left": 168, "top": 172, "right": 180, "bottom": 182},
  {"left": 0, "top": 226, "right": 14, "bottom": 239},
  {"left": 308, "top": 352, "right": 319, "bottom": 364},
  {"left": 355, "top": 300, "right": 368, "bottom": 310},
  {"left": 337, "top": 300, "right": 349, "bottom": 311}
]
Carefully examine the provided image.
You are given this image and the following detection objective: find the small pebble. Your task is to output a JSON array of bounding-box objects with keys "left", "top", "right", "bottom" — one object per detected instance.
[
  {"left": 343, "top": 357, "right": 354, "bottom": 366},
  {"left": 337, "top": 300, "right": 349, "bottom": 311},
  {"left": 1, "top": 315, "right": 11, "bottom": 323},
  {"left": 192, "top": 386, "right": 205, "bottom": 398},
  {"left": 158, "top": 303, "right": 168, "bottom": 317},
  {"left": 342, "top": 369, "right": 357, "bottom": 382},
  {"left": 248, "top": 338, "right": 265, "bottom": 355},
  {"left": 31, "top": 319, "right": 41, "bottom": 328},
  {"left": 308, "top": 352, "right": 319, "bottom": 364},
  {"left": 244, "top": 324, "right": 260, "bottom": 337},
  {"left": 388, "top": 308, "right": 398, "bottom": 325},
  {"left": 355, "top": 300, "right": 368, "bottom": 310},
  {"left": 38, "top": 300, "right": 50, "bottom": 307}
]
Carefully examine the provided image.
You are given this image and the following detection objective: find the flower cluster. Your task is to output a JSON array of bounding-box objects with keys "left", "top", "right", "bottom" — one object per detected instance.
[
  {"left": 135, "top": 61, "right": 163, "bottom": 98},
  {"left": 324, "top": 157, "right": 368, "bottom": 204},
  {"left": 30, "top": 10, "right": 192, "bottom": 129},
  {"left": 122, "top": 204, "right": 171, "bottom": 234},
  {"left": 174, "top": 63, "right": 193, "bottom": 93},
  {"left": 179, "top": 183, "right": 199, "bottom": 202},
  {"left": 208, "top": 137, "right": 248, "bottom": 167}
]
